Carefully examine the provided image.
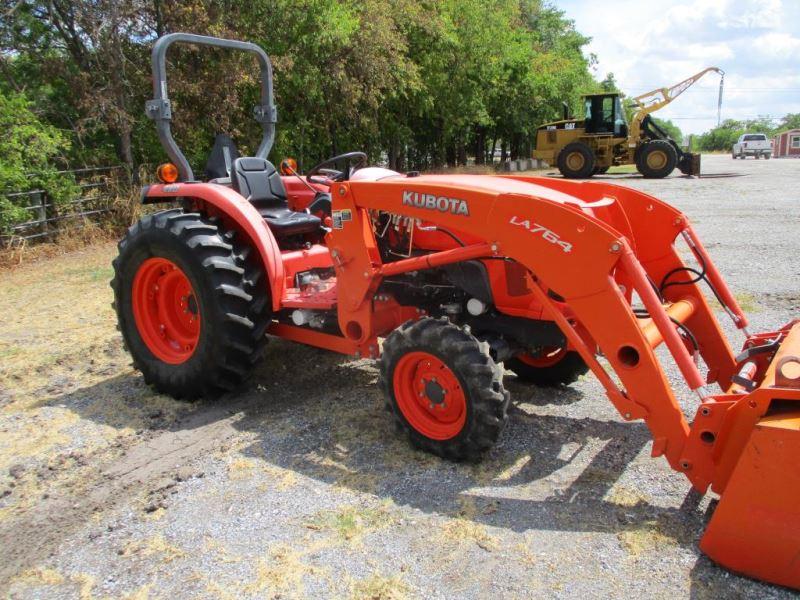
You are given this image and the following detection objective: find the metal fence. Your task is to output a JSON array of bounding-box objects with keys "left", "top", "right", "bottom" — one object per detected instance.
[{"left": 1, "top": 166, "right": 128, "bottom": 245}]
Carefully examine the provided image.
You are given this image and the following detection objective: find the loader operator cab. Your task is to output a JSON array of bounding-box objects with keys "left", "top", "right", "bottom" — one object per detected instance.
[{"left": 583, "top": 93, "right": 628, "bottom": 138}]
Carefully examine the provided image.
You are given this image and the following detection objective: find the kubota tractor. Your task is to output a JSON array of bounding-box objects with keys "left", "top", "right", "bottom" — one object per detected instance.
[{"left": 113, "top": 34, "right": 800, "bottom": 589}]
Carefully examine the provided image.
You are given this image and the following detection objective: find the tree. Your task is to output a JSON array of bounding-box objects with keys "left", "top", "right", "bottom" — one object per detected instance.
[
  {"left": 696, "top": 119, "right": 745, "bottom": 151},
  {"left": 599, "top": 72, "right": 619, "bottom": 93},
  {"left": 652, "top": 118, "right": 683, "bottom": 145},
  {"left": 0, "top": 0, "right": 599, "bottom": 177},
  {"left": 776, "top": 113, "right": 800, "bottom": 133},
  {"left": 0, "top": 91, "right": 77, "bottom": 230}
]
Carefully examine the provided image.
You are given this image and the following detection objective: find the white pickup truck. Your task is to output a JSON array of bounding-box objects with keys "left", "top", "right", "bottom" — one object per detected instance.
[{"left": 732, "top": 133, "right": 772, "bottom": 159}]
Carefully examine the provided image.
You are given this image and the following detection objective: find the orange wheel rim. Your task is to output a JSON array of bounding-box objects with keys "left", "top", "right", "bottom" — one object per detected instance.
[
  {"left": 393, "top": 351, "right": 467, "bottom": 440},
  {"left": 132, "top": 257, "right": 201, "bottom": 364},
  {"left": 517, "top": 346, "right": 567, "bottom": 368}
]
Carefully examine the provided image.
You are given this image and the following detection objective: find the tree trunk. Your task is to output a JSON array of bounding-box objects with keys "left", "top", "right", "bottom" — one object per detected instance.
[
  {"left": 118, "top": 124, "right": 137, "bottom": 183},
  {"left": 446, "top": 143, "right": 456, "bottom": 168},
  {"left": 474, "top": 127, "right": 485, "bottom": 165},
  {"left": 329, "top": 123, "right": 338, "bottom": 157},
  {"left": 388, "top": 140, "right": 397, "bottom": 171}
]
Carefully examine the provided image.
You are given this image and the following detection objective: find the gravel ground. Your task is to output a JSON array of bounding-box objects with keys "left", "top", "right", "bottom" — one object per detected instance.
[{"left": 1, "top": 154, "right": 799, "bottom": 599}]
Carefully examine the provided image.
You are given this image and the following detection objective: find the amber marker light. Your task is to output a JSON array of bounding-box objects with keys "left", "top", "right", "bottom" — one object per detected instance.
[
  {"left": 156, "top": 163, "right": 179, "bottom": 183},
  {"left": 280, "top": 157, "right": 298, "bottom": 175}
]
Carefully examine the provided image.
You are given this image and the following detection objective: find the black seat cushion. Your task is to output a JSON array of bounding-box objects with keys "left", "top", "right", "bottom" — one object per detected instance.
[
  {"left": 206, "top": 134, "right": 240, "bottom": 179},
  {"left": 230, "top": 157, "right": 321, "bottom": 238}
]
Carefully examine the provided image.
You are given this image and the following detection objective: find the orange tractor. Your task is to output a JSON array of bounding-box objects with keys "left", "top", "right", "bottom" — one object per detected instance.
[{"left": 114, "top": 34, "right": 800, "bottom": 588}]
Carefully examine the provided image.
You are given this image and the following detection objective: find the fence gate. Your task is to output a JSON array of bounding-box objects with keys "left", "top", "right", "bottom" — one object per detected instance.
[{"left": 1, "top": 166, "right": 127, "bottom": 245}]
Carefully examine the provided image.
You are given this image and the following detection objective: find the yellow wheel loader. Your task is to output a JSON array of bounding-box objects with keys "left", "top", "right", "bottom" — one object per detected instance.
[{"left": 534, "top": 68, "right": 724, "bottom": 179}]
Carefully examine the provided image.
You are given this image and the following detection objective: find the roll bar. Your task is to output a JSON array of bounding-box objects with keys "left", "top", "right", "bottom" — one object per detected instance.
[{"left": 145, "top": 33, "right": 278, "bottom": 182}]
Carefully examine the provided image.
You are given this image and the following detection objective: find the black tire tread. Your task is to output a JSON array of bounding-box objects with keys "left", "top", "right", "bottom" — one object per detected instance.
[
  {"left": 557, "top": 141, "right": 596, "bottom": 179},
  {"left": 636, "top": 140, "right": 678, "bottom": 178},
  {"left": 111, "top": 209, "right": 271, "bottom": 399},
  {"left": 379, "top": 317, "right": 510, "bottom": 461}
]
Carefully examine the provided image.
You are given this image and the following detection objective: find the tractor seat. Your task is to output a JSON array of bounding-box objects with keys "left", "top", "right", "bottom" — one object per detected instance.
[{"left": 230, "top": 157, "right": 321, "bottom": 238}]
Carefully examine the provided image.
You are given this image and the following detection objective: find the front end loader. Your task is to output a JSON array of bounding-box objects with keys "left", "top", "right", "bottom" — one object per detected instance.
[{"left": 113, "top": 34, "right": 800, "bottom": 589}]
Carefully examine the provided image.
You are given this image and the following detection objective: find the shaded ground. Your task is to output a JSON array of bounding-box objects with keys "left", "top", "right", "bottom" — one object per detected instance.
[{"left": 1, "top": 155, "right": 798, "bottom": 598}]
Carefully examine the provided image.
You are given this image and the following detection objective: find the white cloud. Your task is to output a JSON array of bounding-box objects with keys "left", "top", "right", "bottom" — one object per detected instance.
[{"left": 556, "top": 0, "right": 800, "bottom": 134}]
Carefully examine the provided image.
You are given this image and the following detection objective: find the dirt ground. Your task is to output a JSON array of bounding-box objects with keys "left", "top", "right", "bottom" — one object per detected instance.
[{"left": 1, "top": 154, "right": 799, "bottom": 599}]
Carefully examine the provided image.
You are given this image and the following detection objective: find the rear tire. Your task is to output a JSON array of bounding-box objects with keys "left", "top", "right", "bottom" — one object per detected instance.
[
  {"left": 636, "top": 140, "right": 678, "bottom": 178},
  {"left": 111, "top": 210, "right": 271, "bottom": 399},
  {"left": 506, "top": 348, "right": 588, "bottom": 386},
  {"left": 765, "top": 153, "right": 771, "bottom": 160},
  {"left": 557, "top": 142, "right": 596, "bottom": 179},
  {"left": 380, "top": 318, "right": 510, "bottom": 461}
]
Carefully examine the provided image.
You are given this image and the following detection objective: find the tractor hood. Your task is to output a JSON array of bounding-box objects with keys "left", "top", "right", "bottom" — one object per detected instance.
[{"left": 350, "top": 169, "right": 598, "bottom": 209}]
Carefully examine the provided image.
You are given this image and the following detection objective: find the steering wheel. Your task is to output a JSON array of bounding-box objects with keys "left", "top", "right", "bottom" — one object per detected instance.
[{"left": 306, "top": 152, "right": 367, "bottom": 185}]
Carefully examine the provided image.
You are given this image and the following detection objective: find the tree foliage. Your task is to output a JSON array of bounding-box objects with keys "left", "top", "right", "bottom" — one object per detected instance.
[
  {"left": 0, "top": 91, "right": 77, "bottom": 228},
  {"left": 1, "top": 0, "right": 598, "bottom": 179},
  {"left": 696, "top": 114, "right": 797, "bottom": 152}
]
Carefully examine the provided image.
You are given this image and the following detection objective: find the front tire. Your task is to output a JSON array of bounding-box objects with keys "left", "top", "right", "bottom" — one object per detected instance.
[
  {"left": 636, "top": 140, "right": 678, "bottom": 178},
  {"left": 380, "top": 318, "right": 509, "bottom": 461},
  {"left": 557, "top": 142, "right": 596, "bottom": 179},
  {"left": 111, "top": 210, "right": 271, "bottom": 399}
]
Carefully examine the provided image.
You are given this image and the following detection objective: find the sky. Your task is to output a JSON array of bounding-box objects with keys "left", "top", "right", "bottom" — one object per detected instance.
[{"left": 556, "top": 0, "right": 800, "bottom": 135}]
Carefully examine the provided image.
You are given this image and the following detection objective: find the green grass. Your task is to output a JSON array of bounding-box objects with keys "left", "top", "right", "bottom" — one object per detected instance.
[
  {"left": 607, "top": 164, "right": 638, "bottom": 174},
  {"left": 0, "top": 343, "right": 22, "bottom": 359},
  {"left": 306, "top": 503, "right": 398, "bottom": 541},
  {"left": 734, "top": 292, "right": 759, "bottom": 313},
  {"left": 63, "top": 265, "right": 114, "bottom": 282},
  {"left": 350, "top": 574, "right": 409, "bottom": 600}
]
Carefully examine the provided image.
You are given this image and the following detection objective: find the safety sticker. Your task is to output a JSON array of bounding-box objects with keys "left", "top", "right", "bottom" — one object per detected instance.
[
  {"left": 340, "top": 209, "right": 352, "bottom": 222},
  {"left": 332, "top": 211, "right": 343, "bottom": 229}
]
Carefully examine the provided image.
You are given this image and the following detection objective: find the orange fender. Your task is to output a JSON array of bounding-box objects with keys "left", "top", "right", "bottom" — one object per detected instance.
[{"left": 143, "top": 183, "right": 284, "bottom": 311}]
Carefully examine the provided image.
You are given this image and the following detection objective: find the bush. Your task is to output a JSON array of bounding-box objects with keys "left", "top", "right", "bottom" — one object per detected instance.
[{"left": 0, "top": 91, "right": 78, "bottom": 231}]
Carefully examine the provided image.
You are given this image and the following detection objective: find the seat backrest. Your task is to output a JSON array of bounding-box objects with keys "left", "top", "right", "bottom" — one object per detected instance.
[
  {"left": 230, "top": 157, "right": 288, "bottom": 208},
  {"left": 205, "top": 134, "right": 240, "bottom": 179}
]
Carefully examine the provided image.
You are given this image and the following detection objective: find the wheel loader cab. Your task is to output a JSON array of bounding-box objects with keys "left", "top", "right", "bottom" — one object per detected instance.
[{"left": 583, "top": 93, "right": 628, "bottom": 138}]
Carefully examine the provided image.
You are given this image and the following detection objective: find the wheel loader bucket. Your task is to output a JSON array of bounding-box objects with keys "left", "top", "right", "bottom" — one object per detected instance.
[
  {"left": 700, "top": 411, "right": 800, "bottom": 589},
  {"left": 679, "top": 152, "right": 701, "bottom": 176}
]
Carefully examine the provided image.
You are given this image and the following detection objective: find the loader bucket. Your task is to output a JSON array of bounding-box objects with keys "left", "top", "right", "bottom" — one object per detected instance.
[
  {"left": 700, "top": 323, "right": 800, "bottom": 589},
  {"left": 678, "top": 152, "right": 702, "bottom": 176},
  {"left": 700, "top": 411, "right": 800, "bottom": 589}
]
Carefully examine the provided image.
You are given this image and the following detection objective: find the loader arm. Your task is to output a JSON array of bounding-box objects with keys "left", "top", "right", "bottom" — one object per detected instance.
[
  {"left": 629, "top": 67, "right": 724, "bottom": 144},
  {"left": 334, "top": 174, "right": 734, "bottom": 488},
  {"left": 329, "top": 174, "right": 800, "bottom": 588}
]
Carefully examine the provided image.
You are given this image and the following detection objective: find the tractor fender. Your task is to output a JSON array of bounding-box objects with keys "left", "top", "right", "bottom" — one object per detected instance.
[{"left": 142, "top": 183, "right": 285, "bottom": 311}]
